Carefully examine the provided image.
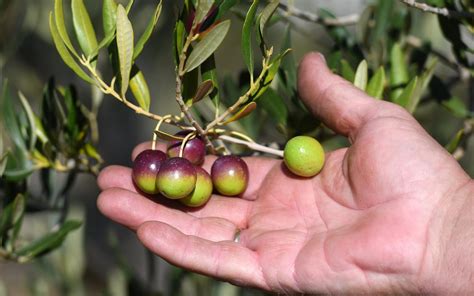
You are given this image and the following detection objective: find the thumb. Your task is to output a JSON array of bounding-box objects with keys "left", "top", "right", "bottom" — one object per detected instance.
[{"left": 298, "top": 52, "right": 402, "bottom": 140}]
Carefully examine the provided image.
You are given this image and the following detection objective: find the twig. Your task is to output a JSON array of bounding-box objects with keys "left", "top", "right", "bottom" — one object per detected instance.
[
  {"left": 278, "top": 1, "right": 359, "bottom": 26},
  {"left": 218, "top": 135, "right": 284, "bottom": 157},
  {"left": 400, "top": 0, "right": 474, "bottom": 20},
  {"left": 176, "top": 26, "right": 216, "bottom": 153}
]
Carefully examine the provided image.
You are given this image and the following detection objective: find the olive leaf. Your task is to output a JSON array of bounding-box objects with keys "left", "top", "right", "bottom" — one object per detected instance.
[
  {"left": 201, "top": 55, "right": 219, "bottom": 107},
  {"left": 405, "top": 59, "right": 437, "bottom": 113},
  {"left": 354, "top": 60, "right": 368, "bottom": 91},
  {"left": 54, "top": 0, "right": 78, "bottom": 57},
  {"left": 223, "top": 102, "right": 257, "bottom": 124},
  {"left": 0, "top": 194, "right": 25, "bottom": 246},
  {"left": 116, "top": 4, "right": 134, "bottom": 97},
  {"left": 259, "top": 88, "right": 288, "bottom": 132},
  {"left": 71, "top": 0, "right": 98, "bottom": 57},
  {"left": 15, "top": 220, "right": 82, "bottom": 261},
  {"left": 366, "top": 66, "right": 385, "bottom": 99},
  {"left": 257, "top": 0, "right": 279, "bottom": 51},
  {"left": 1, "top": 81, "right": 26, "bottom": 152},
  {"left": 129, "top": 66, "right": 151, "bottom": 112},
  {"left": 154, "top": 130, "right": 186, "bottom": 142},
  {"left": 184, "top": 20, "right": 231, "bottom": 73},
  {"left": 103, "top": 0, "right": 118, "bottom": 37},
  {"left": 192, "top": 80, "right": 214, "bottom": 104},
  {"left": 394, "top": 76, "right": 418, "bottom": 108},
  {"left": 340, "top": 59, "right": 355, "bottom": 82},
  {"left": 0, "top": 136, "right": 7, "bottom": 177},
  {"left": 49, "top": 13, "right": 94, "bottom": 84},
  {"left": 390, "top": 42, "right": 409, "bottom": 100},
  {"left": 18, "top": 91, "right": 37, "bottom": 151},
  {"left": 241, "top": 0, "right": 260, "bottom": 76},
  {"left": 133, "top": 0, "right": 162, "bottom": 60},
  {"left": 195, "top": 0, "right": 214, "bottom": 24},
  {"left": 442, "top": 96, "right": 469, "bottom": 118}
]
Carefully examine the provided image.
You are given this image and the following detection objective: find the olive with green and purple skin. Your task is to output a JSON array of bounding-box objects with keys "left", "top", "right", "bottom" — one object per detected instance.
[
  {"left": 211, "top": 155, "right": 249, "bottom": 196},
  {"left": 156, "top": 157, "right": 197, "bottom": 199},
  {"left": 180, "top": 167, "right": 213, "bottom": 207},
  {"left": 167, "top": 131, "right": 206, "bottom": 165},
  {"left": 132, "top": 149, "right": 167, "bottom": 194}
]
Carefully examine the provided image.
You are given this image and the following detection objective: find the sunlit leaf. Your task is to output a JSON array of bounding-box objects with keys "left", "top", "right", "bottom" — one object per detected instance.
[
  {"left": 390, "top": 42, "right": 409, "bottom": 100},
  {"left": 129, "top": 66, "right": 151, "bottom": 111},
  {"left": 116, "top": 4, "right": 134, "bottom": 97},
  {"left": 241, "top": 0, "right": 260, "bottom": 76},
  {"left": 442, "top": 97, "right": 469, "bottom": 118},
  {"left": 18, "top": 92, "right": 37, "bottom": 151},
  {"left": 16, "top": 220, "right": 82, "bottom": 260},
  {"left": 193, "top": 80, "right": 214, "bottom": 104},
  {"left": 71, "top": 0, "right": 98, "bottom": 57},
  {"left": 223, "top": 102, "right": 257, "bottom": 124},
  {"left": 184, "top": 20, "right": 231, "bottom": 73},
  {"left": 354, "top": 60, "right": 368, "bottom": 90},
  {"left": 406, "top": 59, "right": 437, "bottom": 113},
  {"left": 133, "top": 1, "right": 162, "bottom": 60},
  {"left": 126, "top": 0, "right": 135, "bottom": 13},
  {"left": 54, "top": 0, "right": 79, "bottom": 57},
  {"left": 445, "top": 128, "right": 465, "bottom": 153},
  {"left": 366, "top": 66, "right": 385, "bottom": 99},
  {"left": 49, "top": 13, "right": 94, "bottom": 84}
]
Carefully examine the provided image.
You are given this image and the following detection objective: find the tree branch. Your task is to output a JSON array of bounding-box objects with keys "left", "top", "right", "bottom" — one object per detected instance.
[
  {"left": 400, "top": 0, "right": 474, "bottom": 20},
  {"left": 278, "top": 2, "right": 359, "bottom": 26}
]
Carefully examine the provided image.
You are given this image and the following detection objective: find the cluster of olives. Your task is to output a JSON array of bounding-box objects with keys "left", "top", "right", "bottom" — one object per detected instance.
[
  {"left": 132, "top": 133, "right": 325, "bottom": 207},
  {"left": 132, "top": 133, "right": 249, "bottom": 207}
]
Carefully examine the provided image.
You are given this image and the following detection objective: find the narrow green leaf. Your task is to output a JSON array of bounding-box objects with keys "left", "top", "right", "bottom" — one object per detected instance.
[
  {"left": 258, "top": 0, "right": 279, "bottom": 49},
  {"left": 251, "top": 49, "right": 290, "bottom": 100},
  {"left": 215, "top": 0, "right": 238, "bottom": 19},
  {"left": 224, "top": 102, "right": 257, "bottom": 124},
  {"left": 354, "top": 60, "right": 368, "bottom": 91},
  {"left": 406, "top": 59, "right": 437, "bottom": 113},
  {"left": 173, "top": 20, "right": 186, "bottom": 66},
  {"left": 126, "top": 0, "right": 135, "bottom": 13},
  {"left": 241, "top": 0, "right": 260, "bottom": 75},
  {"left": 18, "top": 92, "right": 37, "bottom": 151},
  {"left": 103, "top": 0, "right": 118, "bottom": 36},
  {"left": 154, "top": 130, "right": 185, "bottom": 142},
  {"left": 1, "top": 81, "right": 26, "bottom": 151},
  {"left": 0, "top": 136, "right": 7, "bottom": 177},
  {"left": 394, "top": 76, "right": 418, "bottom": 108},
  {"left": 54, "top": 0, "right": 79, "bottom": 57},
  {"left": 370, "top": 0, "right": 394, "bottom": 44},
  {"left": 193, "top": 80, "right": 214, "bottom": 104},
  {"left": 0, "top": 194, "right": 25, "bottom": 243},
  {"left": 201, "top": 55, "right": 219, "bottom": 107},
  {"left": 182, "top": 68, "right": 199, "bottom": 104},
  {"left": 390, "top": 43, "right": 409, "bottom": 100},
  {"left": 280, "top": 26, "right": 297, "bottom": 93},
  {"left": 259, "top": 88, "right": 288, "bottom": 128},
  {"left": 133, "top": 1, "right": 162, "bottom": 60},
  {"left": 340, "top": 60, "right": 355, "bottom": 82},
  {"left": 195, "top": 0, "right": 213, "bottom": 23},
  {"left": 49, "top": 13, "right": 94, "bottom": 84},
  {"left": 3, "top": 165, "right": 35, "bottom": 182},
  {"left": 16, "top": 220, "right": 82, "bottom": 259},
  {"left": 184, "top": 20, "right": 231, "bottom": 73},
  {"left": 116, "top": 4, "right": 134, "bottom": 97},
  {"left": 366, "top": 67, "right": 386, "bottom": 99},
  {"left": 445, "top": 128, "right": 465, "bottom": 153},
  {"left": 442, "top": 97, "right": 469, "bottom": 118},
  {"left": 71, "top": 0, "right": 98, "bottom": 57},
  {"left": 129, "top": 67, "right": 151, "bottom": 111}
]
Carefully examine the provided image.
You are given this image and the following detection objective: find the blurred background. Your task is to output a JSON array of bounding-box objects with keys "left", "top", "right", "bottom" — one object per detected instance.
[{"left": 0, "top": 0, "right": 472, "bottom": 295}]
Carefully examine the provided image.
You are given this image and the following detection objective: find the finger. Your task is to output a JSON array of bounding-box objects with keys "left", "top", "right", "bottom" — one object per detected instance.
[
  {"left": 99, "top": 155, "right": 277, "bottom": 200},
  {"left": 132, "top": 142, "right": 166, "bottom": 161},
  {"left": 137, "top": 221, "right": 268, "bottom": 290},
  {"left": 298, "top": 52, "right": 406, "bottom": 140},
  {"left": 97, "top": 187, "right": 242, "bottom": 241}
]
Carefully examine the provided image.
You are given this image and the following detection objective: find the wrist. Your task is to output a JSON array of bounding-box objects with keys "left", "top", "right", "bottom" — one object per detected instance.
[{"left": 420, "top": 180, "right": 474, "bottom": 295}]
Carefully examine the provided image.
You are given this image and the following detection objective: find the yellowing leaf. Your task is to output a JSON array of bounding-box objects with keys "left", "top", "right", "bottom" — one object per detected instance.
[{"left": 223, "top": 102, "right": 257, "bottom": 124}]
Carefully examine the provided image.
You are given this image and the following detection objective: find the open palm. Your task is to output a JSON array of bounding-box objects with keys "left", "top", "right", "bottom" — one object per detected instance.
[{"left": 97, "top": 53, "right": 471, "bottom": 294}]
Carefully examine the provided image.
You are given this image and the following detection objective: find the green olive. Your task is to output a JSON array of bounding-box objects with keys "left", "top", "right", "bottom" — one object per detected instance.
[{"left": 283, "top": 136, "right": 325, "bottom": 177}]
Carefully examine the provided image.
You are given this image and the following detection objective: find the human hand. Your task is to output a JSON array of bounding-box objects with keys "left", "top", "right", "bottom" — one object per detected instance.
[{"left": 97, "top": 53, "right": 473, "bottom": 294}]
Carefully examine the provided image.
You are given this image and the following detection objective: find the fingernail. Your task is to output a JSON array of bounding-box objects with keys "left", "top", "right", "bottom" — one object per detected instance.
[{"left": 318, "top": 52, "right": 326, "bottom": 64}]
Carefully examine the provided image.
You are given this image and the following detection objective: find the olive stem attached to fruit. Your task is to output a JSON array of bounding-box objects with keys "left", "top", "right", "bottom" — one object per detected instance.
[{"left": 218, "top": 135, "right": 284, "bottom": 158}]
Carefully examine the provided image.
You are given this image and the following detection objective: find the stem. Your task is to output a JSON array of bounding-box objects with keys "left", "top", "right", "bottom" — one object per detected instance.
[
  {"left": 205, "top": 58, "right": 272, "bottom": 133},
  {"left": 176, "top": 28, "right": 217, "bottom": 153},
  {"left": 278, "top": 2, "right": 359, "bottom": 26},
  {"left": 80, "top": 58, "right": 186, "bottom": 128},
  {"left": 399, "top": 0, "right": 474, "bottom": 20},
  {"left": 218, "top": 135, "right": 284, "bottom": 158}
]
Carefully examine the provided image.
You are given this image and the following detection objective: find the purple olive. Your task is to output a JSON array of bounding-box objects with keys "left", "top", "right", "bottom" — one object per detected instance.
[
  {"left": 132, "top": 149, "right": 167, "bottom": 194},
  {"left": 211, "top": 155, "right": 249, "bottom": 196},
  {"left": 167, "top": 131, "right": 206, "bottom": 166},
  {"left": 156, "top": 157, "right": 197, "bottom": 199}
]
